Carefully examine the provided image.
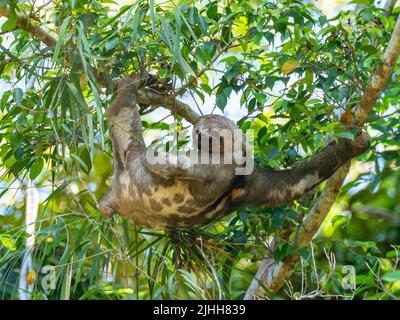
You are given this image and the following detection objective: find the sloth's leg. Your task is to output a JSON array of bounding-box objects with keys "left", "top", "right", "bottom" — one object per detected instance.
[
  {"left": 99, "top": 188, "right": 116, "bottom": 217},
  {"left": 100, "top": 77, "right": 146, "bottom": 216}
]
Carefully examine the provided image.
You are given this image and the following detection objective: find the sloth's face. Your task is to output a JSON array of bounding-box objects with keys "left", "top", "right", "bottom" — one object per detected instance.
[{"left": 193, "top": 115, "right": 244, "bottom": 154}]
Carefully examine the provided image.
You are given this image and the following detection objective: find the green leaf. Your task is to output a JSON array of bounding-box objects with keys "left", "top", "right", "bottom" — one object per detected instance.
[
  {"left": 1, "top": 6, "right": 16, "bottom": 32},
  {"left": 334, "top": 131, "right": 355, "bottom": 140},
  {"left": 274, "top": 242, "right": 296, "bottom": 261},
  {"left": 71, "top": 154, "right": 89, "bottom": 174},
  {"left": 105, "top": 37, "right": 119, "bottom": 51},
  {"left": 150, "top": 0, "right": 156, "bottom": 32},
  {"left": 14, "top": 147, "right": 24, "bottom": 160},
  {"left": 198, "top": 15, "right": 208, "bottom": 34},
  {"left": 254, "top": 92, "right": 266, "bottom": 105},
  {"left": 216, "top": 93, "right": 227, "bottom": 110},
  {"left": 188, "top": 7, "right": 198, "bottom": 25},
  {"left": 173, "top": 7, "right": 182, "bottom": 67},
  {"left": 53, "top": 16, "right": 72, "bottom": 62},
  {"left": 89, "top": 81, "right": 104, "bottom": 148},
  {"left": 206, "top": 2, "right": 218, "bottom": 21},
  {"left": 80, "top": 146, "right": 93, "bottom": 173},
  {"left": 360, "top": 45, "right": 377, "bottom": 55},
  {"left": 0, "top": 236, "right": 16, "bottom": 251},
  {"left": 266, "top": 147, "right": 280, "bottom": 161},
  {"left": 225, "top": 64, "right": 239, "bottom": 83},
  {"left": 331, "top": 214, "right": 348, "bottom": 227},
  {"left": 350, "top": 0, "right": 372, "bottom": 4},
  {"left": 30, "top": 158, "right": 44, "bottom": 180},
  {"left": 381, "top": 271, "right": 400, "bottom": 282},
  {"left": 13, "top": 88, "right": 23, "bottom": 105}
]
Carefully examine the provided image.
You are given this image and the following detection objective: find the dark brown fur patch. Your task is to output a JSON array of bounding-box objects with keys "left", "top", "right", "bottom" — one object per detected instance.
[
  {"left": 150, "top": 201, "right": 163, "bottom": 212},
  {"left": 165, "top": 214, "right": 182, "bottom": 226},
  {"left": 186, "top": 199, "right": 199, "bottom": 207},
  {"left": 162, "top": 197, "right": 172, "bottom": 206},
  {"left": 173, "top": 194, "right": 185, "bottom": 203},
  {"left": 178, "top": 205, "right": 193, "bottom": 214}
]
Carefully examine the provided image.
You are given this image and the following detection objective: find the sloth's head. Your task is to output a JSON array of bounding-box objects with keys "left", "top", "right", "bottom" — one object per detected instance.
[{"left": 193, "top": 115, "right": 246, "bottom": 154}]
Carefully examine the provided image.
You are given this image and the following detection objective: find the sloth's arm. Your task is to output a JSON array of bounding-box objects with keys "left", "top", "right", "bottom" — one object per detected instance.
[
  {"left": 105, "top": 77, "right": 145, "bottom": 171},
  {"left": 144, "top": 152, "right": 217, "bottom": 181},
  {"left": 99, "top": 77, "right": 145, "bottom": 216},
  {"left": 104, "top": 76, "right": 206, "bottom": 181},
  {"left": 237, "top": 132, "right": 370, "bottom": 207},
  {"left": 144, "top": 151, "right": 197, "bottom": 179}
]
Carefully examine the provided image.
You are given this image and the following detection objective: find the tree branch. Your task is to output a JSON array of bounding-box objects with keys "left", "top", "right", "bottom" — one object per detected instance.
[
  {"left": 0, "top": 4, "right": 200, "bottom": 124},
  {"left": 245, "top": 13, "right": 400, "bottom": 299},
  {"left": 384, "top": 0, "right": 397, "bottom": 18},
  {"left": 349, "top": 205, "right": 400, "bottom": 224},
  {"left": 137, "top": 88, "right": 200, "bottom": 124},
  {"left": 0, "top": 5, "right": 56, "bottom": 47}
]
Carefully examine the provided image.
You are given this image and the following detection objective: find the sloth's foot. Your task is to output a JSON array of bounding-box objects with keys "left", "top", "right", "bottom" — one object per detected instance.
[{"left": 99, "top": 193, "right": 116, "bottom": 218}]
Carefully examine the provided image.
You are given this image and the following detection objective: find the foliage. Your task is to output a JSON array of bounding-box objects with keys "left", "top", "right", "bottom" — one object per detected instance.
[{"left": 0, "top": 0, "right": 399, "bottom": 300}]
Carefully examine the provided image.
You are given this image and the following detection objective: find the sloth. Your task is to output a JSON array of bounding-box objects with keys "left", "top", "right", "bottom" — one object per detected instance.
[{"left": 99, "top": 77, "right": 370, "bottom": 230}]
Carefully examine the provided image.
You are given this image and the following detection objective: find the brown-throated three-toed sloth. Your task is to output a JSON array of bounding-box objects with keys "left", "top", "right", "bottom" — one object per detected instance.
[{"left": 99, "top": 77, "right": 370, "bottom": 229}]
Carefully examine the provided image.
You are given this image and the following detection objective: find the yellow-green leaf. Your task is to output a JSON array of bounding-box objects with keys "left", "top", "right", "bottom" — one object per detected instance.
[
  {"left": 0, "top": 236, "right": 16, "bottom": 251},
  {"left": 282, "top": 60, "right": 300, "bottom": 75},
  {"left": 79, "top": 73, "right": 88, "bottom": 91}
]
